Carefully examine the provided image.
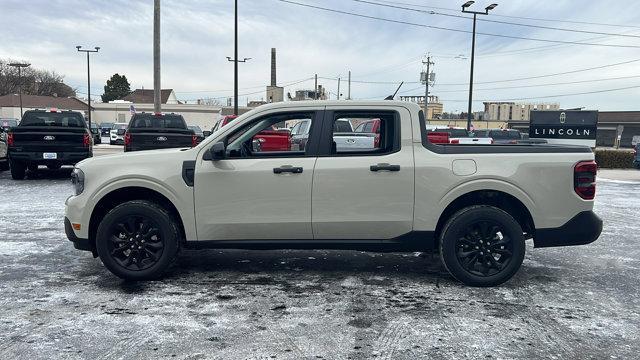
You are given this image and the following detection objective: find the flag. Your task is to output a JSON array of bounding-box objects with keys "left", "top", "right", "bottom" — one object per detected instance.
[{"left": 129, "top": 105, "right": 136, "bottom": 116}]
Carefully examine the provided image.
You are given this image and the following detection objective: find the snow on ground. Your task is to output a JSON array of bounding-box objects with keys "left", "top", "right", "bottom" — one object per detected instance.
[{"left": 0, "top": 168, "right": 639, "bottom": 359}]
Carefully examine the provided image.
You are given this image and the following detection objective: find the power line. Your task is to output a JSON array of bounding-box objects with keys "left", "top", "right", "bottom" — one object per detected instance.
[
  {"left": 275, "top": 0, "right": 640, "bottom": 48},
  {"left": 358, "top": 84, "right": 640, "bottom": 102},
  {"left": 176, "top": 77, "right": 314, "bottom": 101},
  {"left": 330, "top": 58, "right": 640, "bottom": 86},
  {"left": 352, "top": 0, "right": 640, "bottom": 38},
  {"left": 372, "top": 0, "right": 640, "bottom": 29}
]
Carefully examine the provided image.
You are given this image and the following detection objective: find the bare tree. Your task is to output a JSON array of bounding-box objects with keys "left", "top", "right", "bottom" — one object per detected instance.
[{"left": 0, "top": 59, "right": 77, "bottom": 97}]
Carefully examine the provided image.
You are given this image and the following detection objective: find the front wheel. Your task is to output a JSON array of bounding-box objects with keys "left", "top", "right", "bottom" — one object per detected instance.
[
  {"left": 96, "top": 200, "right": 180, "bottom": 280},
  {"left": 439, "top": 205, "right": 525, "bottom": 287}
]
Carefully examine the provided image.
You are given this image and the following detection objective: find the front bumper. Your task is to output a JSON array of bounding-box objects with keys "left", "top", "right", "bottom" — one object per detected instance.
[
  {"left": 533, "top": 211, "right": 603, "bottom": 248},
  {"left": 9, "top": 151, "right": 92, "bottom": 165},
  {"left": 64, "top": 217, "right": 95, "bottom": 254}
]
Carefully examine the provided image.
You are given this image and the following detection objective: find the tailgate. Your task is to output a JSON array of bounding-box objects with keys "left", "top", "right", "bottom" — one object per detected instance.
[
  {"left": 11, "top": 127, "right": 88, "bottom": 152},
  {"left": 334, "top": 133, "right": 376, "bottom": 150},
  {"left": 129, "top": 129, "right": 193, "bottom": 150}
]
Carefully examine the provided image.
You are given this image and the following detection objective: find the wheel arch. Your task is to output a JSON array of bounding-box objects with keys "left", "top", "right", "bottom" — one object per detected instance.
[
  {"left": 89, "top": 186, "right": 187, "bottom": 245},
  {"left": 434, "top": 189, "right": 536, "bottom": 243}
]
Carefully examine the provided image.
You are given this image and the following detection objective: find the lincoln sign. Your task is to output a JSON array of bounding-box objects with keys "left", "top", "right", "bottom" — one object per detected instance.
[{"left": 529, "top": 110, "right": 598, "bottom": 147}]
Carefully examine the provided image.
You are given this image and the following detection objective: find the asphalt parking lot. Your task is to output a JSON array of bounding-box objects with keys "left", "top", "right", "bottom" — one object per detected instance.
[{"left": 0, "top": 147, "right": 638, "bottom": 359}]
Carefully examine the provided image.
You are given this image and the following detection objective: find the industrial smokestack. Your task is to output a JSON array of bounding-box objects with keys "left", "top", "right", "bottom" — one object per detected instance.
[{"left": 271, "top": 48, "right": 276, "bottom": 86}]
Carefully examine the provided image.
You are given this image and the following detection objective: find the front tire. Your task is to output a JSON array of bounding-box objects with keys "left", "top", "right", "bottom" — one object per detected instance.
[
  {"left": 96, "top": 200, "right": 180, "bottom": 280},
  {"left": 439, "top": 205, "right": 525, "bottom": 287},
  {"left": 10, "top": 160, "right": 25, "bottom": 180}
]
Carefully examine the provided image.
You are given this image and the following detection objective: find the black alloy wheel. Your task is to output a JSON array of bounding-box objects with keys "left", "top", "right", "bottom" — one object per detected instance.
[
  {"left": 108, "top": 215, "right": 164, "bottom": 271},
  {"left": 439, "top": 205, "right": 525, "bottom": 287},
  {"left": 455, "top": 220, "right": 514, "bottom": 277},
  {"left": 96, "top": 200, "right": 179, "bottom": 280}
]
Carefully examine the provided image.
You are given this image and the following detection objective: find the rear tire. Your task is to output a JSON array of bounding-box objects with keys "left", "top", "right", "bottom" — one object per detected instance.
[
  {"left": 96, "top": 200, "right": 180, "bottom": 280},
  {"left": 439, "top": 205, "right": 525, "bottom": 287},
  {"left": 27, "top": 164, "right": 38, "bottom": 172},
  {"left": 109, "top": 140, "right": 115, "bottom": 145},
  {"left": 0, "top": 161, "right": 9, "bottom": 172},
  {"left": 10, "top": 160, "right": 25, "bottom": 180}
]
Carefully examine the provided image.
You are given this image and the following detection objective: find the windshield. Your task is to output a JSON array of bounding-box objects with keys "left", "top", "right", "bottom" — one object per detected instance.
[
  {"left": 490, "top": 130, "right": 521, "bottom": 140},
  {"left": 438, "top": 128, "right": 469, "bottom": 138},
  {"left": 20, "top": 112, "right": 85, "bottom": 127},
  {"left": 113, "top": 123, "right": 127, "bottom": 130},
  {"left": 1, "top": 119, "right": 18, "bottom": 128},
  {"left": 130, "top": 114, "right": 187, "bottom": 129}
]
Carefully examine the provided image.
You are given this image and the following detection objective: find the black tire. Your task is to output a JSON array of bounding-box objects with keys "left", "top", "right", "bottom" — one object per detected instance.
[
  {"left": 96, "top": 200, "right": 180, "bottom": 280},
  {"left": 10, "top": 160, "right": 25, "bottom": 180},
  {"left": 439, "top": 205, "right": 525, "bottom": 287},
  {"left": 27, "top": 164, "right": 38, "bottom": 172},
  {"left": 0, "top": 161, "right": 9, "bottom": 172},
  {"left": 109, "top": 140, "right": 115, "bottom": 145}
]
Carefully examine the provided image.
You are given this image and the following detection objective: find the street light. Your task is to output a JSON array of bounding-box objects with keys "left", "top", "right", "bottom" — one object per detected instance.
[
  {"left": 462, "top": 1, "right": 498, "bottom": 131},
  {"left": 8, "top": 62, "right": 31, "bottom": 118},
  {"left": 76, "top": 46, "right": 100, "bottom": 130}
]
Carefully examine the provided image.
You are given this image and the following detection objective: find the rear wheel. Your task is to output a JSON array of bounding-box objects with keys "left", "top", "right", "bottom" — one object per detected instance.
[
  {"left": 96, "top": 200, "right": 179, "bottom": 280},
  {"left": 439, "top": 205, "right": 525, "bottom": 287},
  {"left": 10, "top": 160, "right": 25, "bottom": 180},
  {"left": 0, "top": 161, "right": 9, "bottom": 172},
  {"left": 27, "top": 164, "right": 38, "bottom": 172}
]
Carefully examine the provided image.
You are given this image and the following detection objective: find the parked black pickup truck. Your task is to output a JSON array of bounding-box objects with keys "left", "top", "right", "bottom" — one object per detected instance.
[
  {"left": 124, "top": 112, "right": 196, "bottom": 152},
  {"left": 7, "top": 109, "right": 92, "bottom": 180}
]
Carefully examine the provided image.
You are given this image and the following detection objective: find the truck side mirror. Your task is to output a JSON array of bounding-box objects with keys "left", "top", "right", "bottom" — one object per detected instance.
[
  {"left": 209, "top": 141, "right": 226, "bottom": 161},
  {"left": 203, "top": 130, "right": 212, "bottom": 137}
]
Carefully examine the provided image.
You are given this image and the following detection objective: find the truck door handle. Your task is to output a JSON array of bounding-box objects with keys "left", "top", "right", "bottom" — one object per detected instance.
[
  {"left": 273, "top": 166, "right": 303, "bottom": 174},
  {"left": 370, "top": 163, "right": 400, "bottom": 172}
]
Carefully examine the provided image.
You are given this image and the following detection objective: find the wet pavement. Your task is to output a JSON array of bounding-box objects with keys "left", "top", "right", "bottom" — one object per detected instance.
[{"left": 0, "top": 168, "right": 638, "bottom": 359}]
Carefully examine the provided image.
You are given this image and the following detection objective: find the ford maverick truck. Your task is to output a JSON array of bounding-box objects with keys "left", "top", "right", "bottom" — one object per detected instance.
[{"left": 65, "top": 101, "right": 602, "bottom": 286}]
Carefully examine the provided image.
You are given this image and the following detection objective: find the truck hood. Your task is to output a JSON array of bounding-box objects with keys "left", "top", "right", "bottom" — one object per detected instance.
[{"left": 77, "top": 147, "right": 197, "bottom": 172}]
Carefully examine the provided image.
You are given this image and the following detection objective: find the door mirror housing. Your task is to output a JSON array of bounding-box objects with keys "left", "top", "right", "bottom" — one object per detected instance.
[{"left": 209, "top": 141, "right": 226, "bottom": 161}]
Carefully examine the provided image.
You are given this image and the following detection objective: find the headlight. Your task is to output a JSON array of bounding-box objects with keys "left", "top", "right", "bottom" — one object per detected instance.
[{"left": 71, "top": 168, "right": 85, "bottom": 196}]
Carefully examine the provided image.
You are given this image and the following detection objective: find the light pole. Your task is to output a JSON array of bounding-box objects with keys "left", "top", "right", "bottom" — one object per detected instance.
[
  {"left": 227, "top": 0, "right": 251, "bottom": 115},
  {"left": 462, "top": 1, "right": 497, "bottom": 131},
  {"left": 8, "top": 63, "right": 31, "bottom": 118},
  {"left": 76, "top": 46, "right": 100, "bottom": 129}
]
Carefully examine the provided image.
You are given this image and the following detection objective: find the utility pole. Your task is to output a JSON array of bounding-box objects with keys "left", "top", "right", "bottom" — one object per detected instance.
[
  {"left": 75, "top": 47, "right": 100, "bottom": 129},
  {"left": 8, "top": 62, "right": 30, "bottom": 118},
  {"left": 462, "top": 1, "right": 498, "bottom": 131},
  {"left": 422, "top": 55, "right": 434, "bottom": 119},
  {"left": 227, "top": 0, "right": 251, "bottom": 115},
  {"left": 314, "top": 74, "right": 318, "bottom": 100},
  {"left": 153, "top": 0, "right": 161, "bottom": 113},
  {"left": 347, "top": 70, "right": 351, "bottom": 100},
  {"left": 337, "top": 77, "right": 341, "bottom": 100}
]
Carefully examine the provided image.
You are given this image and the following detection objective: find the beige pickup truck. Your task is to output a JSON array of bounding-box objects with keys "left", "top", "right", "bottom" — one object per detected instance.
[{"left": 65, "top": 101, "right": 602, "bottom": 286}]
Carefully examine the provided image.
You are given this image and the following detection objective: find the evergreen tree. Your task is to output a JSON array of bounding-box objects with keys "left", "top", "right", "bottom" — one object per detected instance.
[{"left": 101, "top": 73, "right": 131, "bottom": 102}]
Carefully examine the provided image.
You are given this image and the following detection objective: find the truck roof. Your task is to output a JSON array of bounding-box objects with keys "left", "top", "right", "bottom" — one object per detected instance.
[{"left": 251, "top": 100, "right": 422, "bottom": 112}]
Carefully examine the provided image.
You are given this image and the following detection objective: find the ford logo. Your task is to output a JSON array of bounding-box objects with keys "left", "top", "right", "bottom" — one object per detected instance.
[
  {"left": 44, "top": 136, "right": 55, "bottom": 141},
  {"left": 157, "top": 136, "right": 167, "bottom": 141}
]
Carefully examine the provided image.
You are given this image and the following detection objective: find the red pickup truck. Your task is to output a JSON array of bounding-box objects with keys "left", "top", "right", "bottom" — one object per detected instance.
[{"left": 213, "top": 115, "right": 290, "bottom": 151}]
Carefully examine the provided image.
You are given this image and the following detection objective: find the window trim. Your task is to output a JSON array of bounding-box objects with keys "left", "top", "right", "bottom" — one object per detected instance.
[{"left": 316, "top": 110, "right": 401, "bottom": 157}]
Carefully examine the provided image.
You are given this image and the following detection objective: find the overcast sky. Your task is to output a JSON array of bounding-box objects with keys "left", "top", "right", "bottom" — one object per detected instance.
[{"left": 2, "top": 0, "right": 640, "bottom": 112}]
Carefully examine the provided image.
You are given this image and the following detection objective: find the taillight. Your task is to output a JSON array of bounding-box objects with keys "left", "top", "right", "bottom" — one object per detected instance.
[
  {"left": 450, "top": 139, "right": 460, "bottom": 144},
  {"left": 124, "top": 131, "right": 131, "bottom": 147},
  {"left": 374, "top": 134, "right": 380, "bottom": 148},
  {"left": 7, "top": 132, "right": 14, "bottom": 146},
  {"left": 83, "top": 132, "right": 91, "bottom": 148},
  {"left": 191, "top": 134, "right": 198, "bottom": 147},
  {"left": 427, "top": 132, "right": 450, "bottom": 144},
  {"left": 574, "top": 160, "right": 597, "bottom": 200}
]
